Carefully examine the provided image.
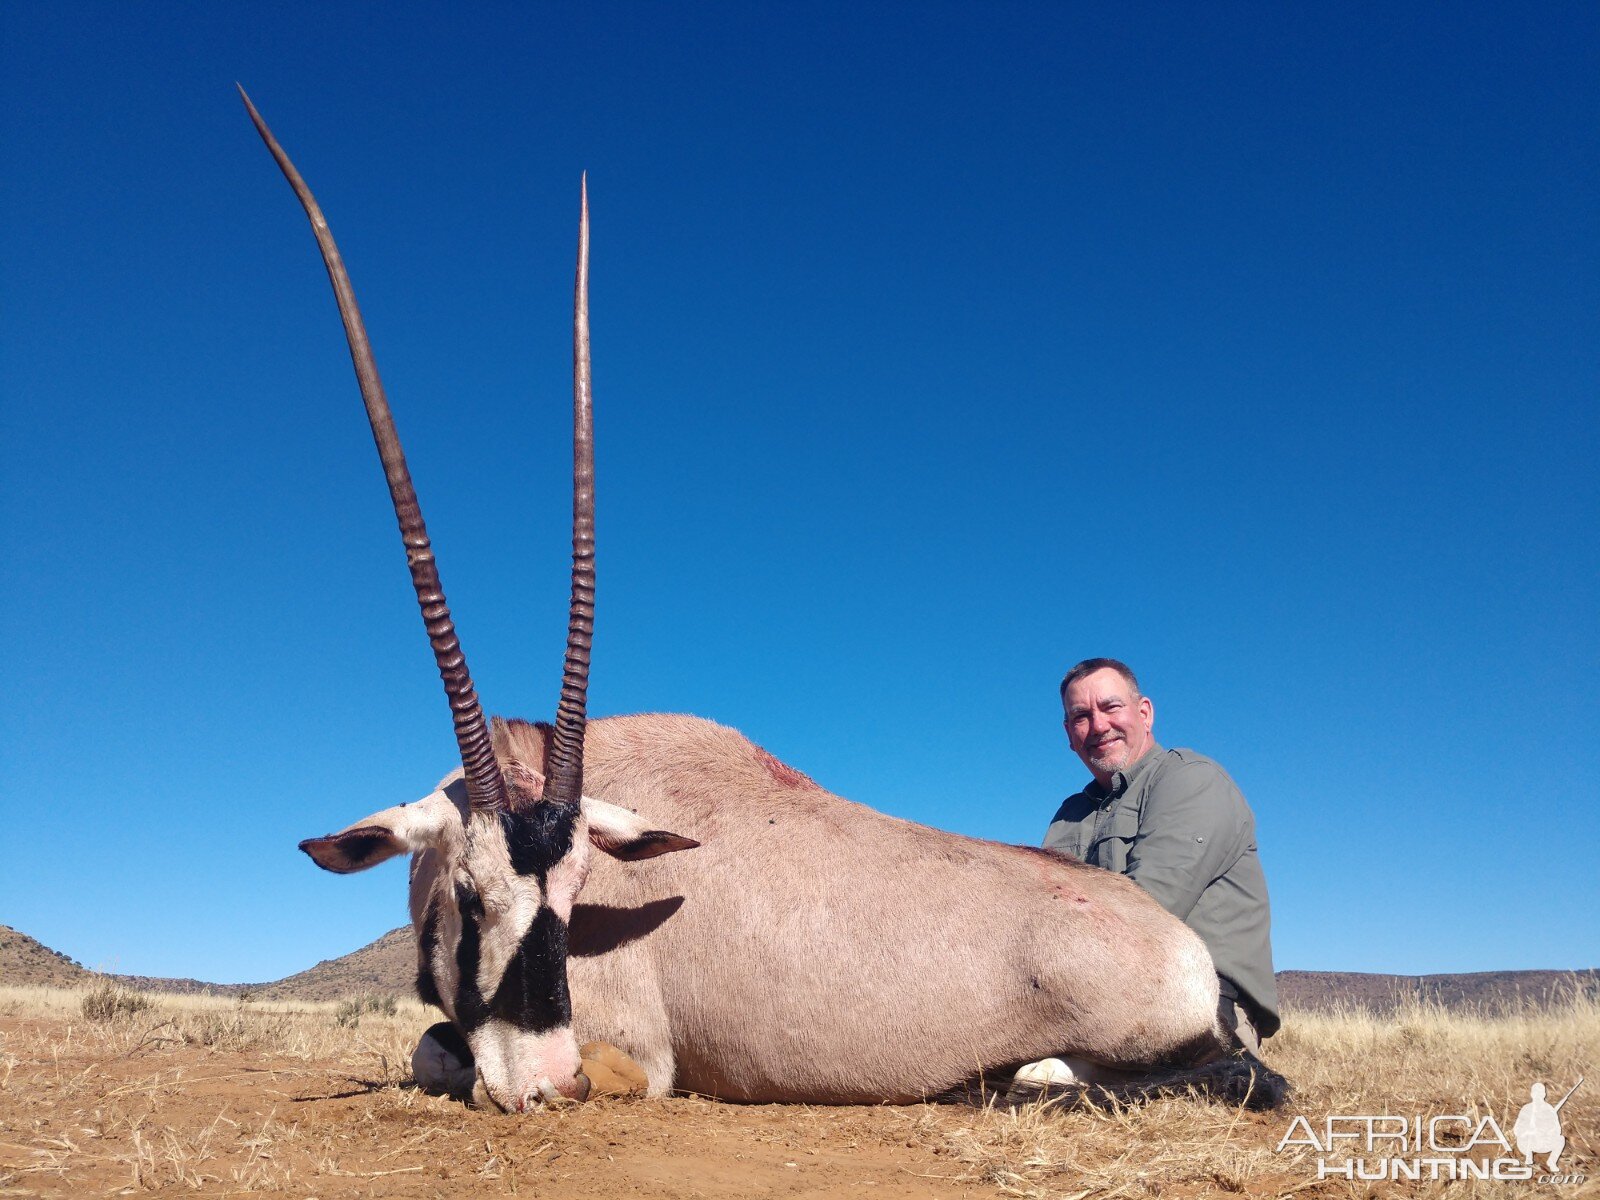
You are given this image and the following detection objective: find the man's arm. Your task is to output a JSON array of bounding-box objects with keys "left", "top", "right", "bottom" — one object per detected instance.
[{"left": 1124, "top": 759, "right": 1251, "bottom": 921}]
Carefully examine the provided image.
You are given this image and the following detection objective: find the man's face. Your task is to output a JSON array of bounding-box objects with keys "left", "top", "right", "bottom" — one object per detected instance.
[{"left": 1063, "top": 667, "right": 1155, "bottom": 786}]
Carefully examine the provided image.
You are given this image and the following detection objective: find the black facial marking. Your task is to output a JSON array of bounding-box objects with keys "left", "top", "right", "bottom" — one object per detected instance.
[
  {"left": 488, "top": 906, "right": 573, "bottom": 1033},
  {"left": 452, "top": 891, "right": 490, "bottom": 1033},
  {"left": 416, "top": 904, "right": 443, "bottom": 1010},
  {"left": 455, "top": 880, "right": 484, "bottom": 917},
  {"left": 499, "top": 806, "right": 578, "bottom": 878}
]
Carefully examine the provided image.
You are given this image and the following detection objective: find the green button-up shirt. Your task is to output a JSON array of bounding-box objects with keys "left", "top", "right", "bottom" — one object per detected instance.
[{"left": 1044, "top": 744, "right": 1280, "bottom": 1037}]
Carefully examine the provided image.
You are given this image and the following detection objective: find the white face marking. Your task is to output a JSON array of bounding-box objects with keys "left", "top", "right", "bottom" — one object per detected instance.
[
  {"left": 404, "top": 772, "right": 648, "bottom": 1112},
  {"left": 475, "top": 885, "right": 544, "bottom": 1000},
  {"left": 411, "top": 802, "right": 593, "bottom": 1111},
  {"left": 542, "top": 814, "right": 592, "bottom": 922},
  {"left": 447, "top": 805, "right": 595, "bottom": 1005},
  {"left": 420, "top": 873, "right": 586, "bottom": 1110},
  {"left": 422, "top": 888, "right": 464, "bottom": 1024},
  {"left": 331, "top": 791, "right": 453, "bottom": 851},
  {"left": 470, "top": 1024, "right": 584, "bottom": 1111}
]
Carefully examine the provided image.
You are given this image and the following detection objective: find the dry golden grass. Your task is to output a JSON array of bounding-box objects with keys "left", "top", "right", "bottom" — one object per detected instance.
[
  {"left": 938, "top": 989, "right": 1599, "bottom": 1199},
  {"left": 0, "top": 982, "right": 1594, "bottom": 1198},
  {"left": 0, "top": 983, "right": 438, "bottom": 1195},
  {"left": 1, "top": 982, "right": 434, "bottom": 1066}
]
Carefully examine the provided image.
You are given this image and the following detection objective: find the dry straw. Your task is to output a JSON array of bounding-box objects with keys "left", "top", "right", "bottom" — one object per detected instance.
[{"left": 0, "top": 980, "right": 1594, "bottom": 1197}]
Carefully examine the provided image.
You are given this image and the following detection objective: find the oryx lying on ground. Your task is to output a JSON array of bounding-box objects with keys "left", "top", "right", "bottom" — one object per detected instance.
[{"left": 243, "top": 91, "right": 1288, "bottom": 1115}]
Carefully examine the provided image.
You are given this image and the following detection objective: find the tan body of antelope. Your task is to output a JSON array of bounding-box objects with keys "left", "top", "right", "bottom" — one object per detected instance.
[
  {"left": 413, "top": 715, "right": 1229, "bottom": 1104},
  {"left": 242, "top": 90, "right": 1285, "bottom": 1114}
]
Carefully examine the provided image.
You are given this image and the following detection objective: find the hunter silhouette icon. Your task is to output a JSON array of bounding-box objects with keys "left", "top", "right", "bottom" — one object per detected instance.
[{"left": 1514, "top": 1077, "right": 1582, "bottom": 1171}]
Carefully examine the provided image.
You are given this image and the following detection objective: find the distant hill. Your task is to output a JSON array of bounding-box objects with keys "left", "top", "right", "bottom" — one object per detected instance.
[
  {"left": 249, "top": 927, "right": 415, "bottom": 1002},
  {"left": 1278, "top": 968, "right": 1598, "bottom": 1014},
  {"left": 1, "top": 924, "right": 93, "bottom": 988},
  {"left": 1, "top": 922, "right": 410, "bottom": 1002},
  {"left": 1, "top": 924, "right": 248, "bottom": 997},
  {"left": 5, "top": 922, "right": 1594, "bottom": 1013}
]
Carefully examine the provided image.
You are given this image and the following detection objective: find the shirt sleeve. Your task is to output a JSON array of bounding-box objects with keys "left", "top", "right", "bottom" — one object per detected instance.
[{"left": 1124, "top": 760, "right": 1249, "bottom": 921}]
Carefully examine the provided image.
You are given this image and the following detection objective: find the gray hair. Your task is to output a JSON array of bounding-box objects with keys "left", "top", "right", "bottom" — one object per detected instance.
[{"left": 1058, "top": 658, "right": 1141, "bottom": 704}]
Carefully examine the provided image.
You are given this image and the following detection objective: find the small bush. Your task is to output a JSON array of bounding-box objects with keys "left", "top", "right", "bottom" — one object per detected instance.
[
  {"left": 80, "top": 980, "right": 153, "bottom": 1022},
  {"left": 182, "top": 1010, "right": 252, "bottom": 1050},
  {"left": 334, "top": 993, "right": 398, "bottom": 1028}
]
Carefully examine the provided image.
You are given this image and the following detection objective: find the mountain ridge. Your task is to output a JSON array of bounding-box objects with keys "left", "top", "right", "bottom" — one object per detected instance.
[{"left": 4, "top": 923, "right": 1594, "bottom": 1013}]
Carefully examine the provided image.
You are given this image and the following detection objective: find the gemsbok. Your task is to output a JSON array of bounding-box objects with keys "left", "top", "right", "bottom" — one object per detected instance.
[{"left": 242, "top": 89, "right": 1288, "bottom": 1115}]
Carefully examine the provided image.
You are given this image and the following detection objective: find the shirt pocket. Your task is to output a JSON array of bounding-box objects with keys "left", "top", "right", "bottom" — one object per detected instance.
[{"left": 1086, "top": 804, "right": 1140, "bottom": 873}]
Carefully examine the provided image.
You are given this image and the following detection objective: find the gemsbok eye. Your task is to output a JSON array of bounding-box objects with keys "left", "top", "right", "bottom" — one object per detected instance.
[{"left": 455, "top": 885, "right": 484, "bottom": 917}]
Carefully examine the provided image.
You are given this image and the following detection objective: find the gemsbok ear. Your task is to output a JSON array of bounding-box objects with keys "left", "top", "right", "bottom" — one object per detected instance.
[
  {"left": 300, "top": 786, "right": 462, "bottom": 874},
  {"left": 583, "top": 795, "right": 700, "bottom": 862}
]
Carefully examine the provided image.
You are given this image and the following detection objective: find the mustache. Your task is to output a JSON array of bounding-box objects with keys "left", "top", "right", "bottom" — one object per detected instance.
[{"left": 1084, "top": 735, "right": 1128, "bottom": 759}]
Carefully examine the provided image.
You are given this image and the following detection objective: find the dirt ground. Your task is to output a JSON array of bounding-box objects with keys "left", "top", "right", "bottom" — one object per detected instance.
[
  {"left": 0, "top": 1008, "right": 1293, "bottom": 1200},
  {"left": 0, "top": 1019, "right": 986, "bottom": 1197},
  {"left": 0, "top": 991, "right": 1593, "bottom": 1199}
]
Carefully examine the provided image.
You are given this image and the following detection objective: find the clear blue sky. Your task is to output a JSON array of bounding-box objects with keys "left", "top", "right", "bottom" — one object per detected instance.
[{"left": 2, "top": 2, "right": 1595, "bottom": 985}]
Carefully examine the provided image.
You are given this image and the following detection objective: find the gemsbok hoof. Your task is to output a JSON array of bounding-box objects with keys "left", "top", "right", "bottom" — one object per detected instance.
[
  {"left": 1005, "top": 1056, "right": 1086, "bottom": 1107},
  {"left": 412, "top": 1021, "right": 476, "bottom": 1100},
  {"left": 579, "top": 1041, "right": 648, "bottom": 1098}
]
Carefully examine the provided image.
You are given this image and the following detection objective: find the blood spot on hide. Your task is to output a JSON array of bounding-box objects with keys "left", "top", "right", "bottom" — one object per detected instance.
[
  {"left": 1048, "top": 884, "right": 1090, "bottom": 906},
  {"left": 755, "top": 745, "right": 816, "bottom": 789}
]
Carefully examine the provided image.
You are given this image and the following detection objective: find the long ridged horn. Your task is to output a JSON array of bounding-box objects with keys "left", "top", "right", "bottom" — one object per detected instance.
[
  {"left": 240, "top": 86, "right": 509, "bottom": 814},
  {"left": 544, "top": 177, "right": 595, "bottom": 809}
]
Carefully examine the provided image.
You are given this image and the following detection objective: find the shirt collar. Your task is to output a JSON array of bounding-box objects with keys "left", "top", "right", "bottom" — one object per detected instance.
[{"left": 1087, "top": 742, "right": 1164, "bottom": 802}]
